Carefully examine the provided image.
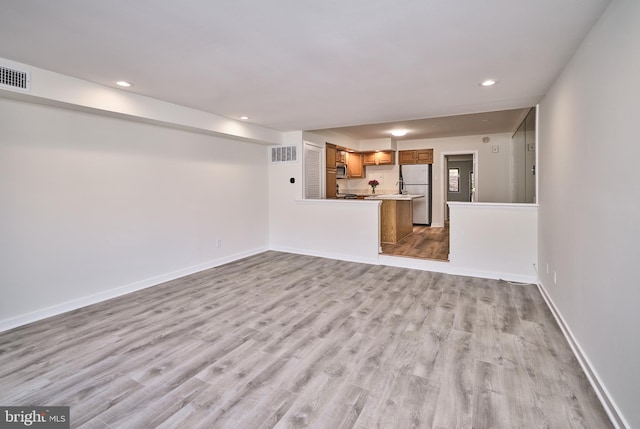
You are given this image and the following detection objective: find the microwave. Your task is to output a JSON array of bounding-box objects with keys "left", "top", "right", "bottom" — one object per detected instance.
[{"left": 336, "top": 164, "right": 347, "bottom": 179}]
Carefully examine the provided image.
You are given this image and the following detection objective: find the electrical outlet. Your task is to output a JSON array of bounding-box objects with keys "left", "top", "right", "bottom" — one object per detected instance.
[
  {"left": 553, "top": 271, "right": 557, "bottom": 285},
  {"left": 217, "top": 239, "right": 222, "bottom": 248},
  {"left": 546, "top": 263, "right": 549, "bottom": 275}
]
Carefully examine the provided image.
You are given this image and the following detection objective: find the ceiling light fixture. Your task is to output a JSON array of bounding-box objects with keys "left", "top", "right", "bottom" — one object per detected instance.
[
  {"left": 480, "top": 79, "right": 497, "bottom": 87},
  {"left": 240, "top": 116, "right": 249, "bottom": 120},
  {"left": 115, "top": 81, "right": 133, "bottom": 87},
  {"left": 391, "top": 129, "right": 408, "bottom": 137}
]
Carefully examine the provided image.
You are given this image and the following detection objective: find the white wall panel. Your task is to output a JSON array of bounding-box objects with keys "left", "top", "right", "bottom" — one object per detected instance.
[
  {"left": 448, "top": 203, "right": 537, "bottom": 282},
  {"left": 0, "top": 97, "right": 269, "bottom": 328},
  {"left": 538, "top": 0, "right": 639, "bottom": 426}
]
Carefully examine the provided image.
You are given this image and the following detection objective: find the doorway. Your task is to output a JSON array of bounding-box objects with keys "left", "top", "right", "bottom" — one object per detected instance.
[{"left": 443, "top": 152, "right": 477, "bottom": 221}]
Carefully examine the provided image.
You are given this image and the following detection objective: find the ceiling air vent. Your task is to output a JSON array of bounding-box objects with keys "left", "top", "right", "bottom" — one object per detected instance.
[
  {"left": 271, "top": 145, "right": 297, "bottom": 163},
  {"left": 0, "top": 65, "right": 31, "bottom": 93}
]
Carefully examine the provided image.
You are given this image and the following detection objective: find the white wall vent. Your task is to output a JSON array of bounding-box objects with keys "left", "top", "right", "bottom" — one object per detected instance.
[
  {"left": 271, "top": 145, "right": 297, "bottom": 163},
  {"left": 0, "top": 65, "right": 31, "bottom": 93}
]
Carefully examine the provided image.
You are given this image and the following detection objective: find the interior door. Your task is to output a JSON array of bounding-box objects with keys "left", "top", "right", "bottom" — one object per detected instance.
[
  {"left": 303, "top": 142, "right": 322, "bottom": 199},
  {"left": 471, "top": 154, "right": 477, "bottom": 202},
  {"left": 524, "top": 109, "right": 536, "bottom": 203}
]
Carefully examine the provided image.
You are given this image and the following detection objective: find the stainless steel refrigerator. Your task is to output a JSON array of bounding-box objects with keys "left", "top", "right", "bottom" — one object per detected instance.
[{"left": 399, "top": 164, "right": 432, "bottom": 225}]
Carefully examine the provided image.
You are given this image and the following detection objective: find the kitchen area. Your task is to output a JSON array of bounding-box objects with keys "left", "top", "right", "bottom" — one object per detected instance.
[{"left": 325, "top": 142, "right": 441, "bottom": 257}]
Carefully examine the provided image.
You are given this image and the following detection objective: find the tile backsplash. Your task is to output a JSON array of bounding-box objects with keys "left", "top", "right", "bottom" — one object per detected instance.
[{"left": 337, "top": 165, "right": 399, "bottom": 194}]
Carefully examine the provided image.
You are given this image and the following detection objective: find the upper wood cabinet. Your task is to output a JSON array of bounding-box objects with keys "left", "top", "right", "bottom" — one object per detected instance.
[
  {"left": 362, "top": 151, "right": 395, "bottom": 166},
  {"left": 416, "top": 149, "right": 433, "bottom": 164},
  {"left": 326, "top": 143, "right": 337, "bottom": 167},
  {"left": 336, "top": 150, "right": 347, "bottom": 164},
  {"left": 362, "top": 152, "right": 376, "bottom": 165},
  {"left": 399, "top": 150, "right": 416, "bottom": 164},
  {"left": 377, "top": 151, "right": 395, "bottom": 165},
  {"left": 346, "top": 152, "right": 364, "bottom": 178},
  {"left": 399, "top": 149, "right": 433, "bottom": 165}
]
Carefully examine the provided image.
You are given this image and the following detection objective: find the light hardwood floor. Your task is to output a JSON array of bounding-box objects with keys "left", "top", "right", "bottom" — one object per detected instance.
[
  {"left": 382, "top": 224, "right": 450, "bottom": 261},
  {"left": 0, "top": 251, "right": 611, "bottom": 428}
]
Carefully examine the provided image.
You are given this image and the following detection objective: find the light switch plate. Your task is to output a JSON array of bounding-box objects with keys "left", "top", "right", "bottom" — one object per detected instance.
[{"left": 491, "top": 145, "right": 499, "bottom": 153}]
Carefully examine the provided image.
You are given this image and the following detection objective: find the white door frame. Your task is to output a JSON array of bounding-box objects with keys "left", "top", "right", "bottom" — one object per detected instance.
[{"left": 441, "top": 150, "right": 479, "bottom": 220}]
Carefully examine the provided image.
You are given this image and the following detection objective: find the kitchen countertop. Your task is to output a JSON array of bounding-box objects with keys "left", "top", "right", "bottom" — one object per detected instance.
[
  {"left": 335, "top": 193, "right": 375, "bottom": 199},
  {"left": 364, "top": 194, "right": 424, "bottom": 200}
]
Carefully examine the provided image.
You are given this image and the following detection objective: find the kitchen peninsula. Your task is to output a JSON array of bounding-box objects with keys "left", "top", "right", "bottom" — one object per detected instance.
[{"left": 365, "top": 194, "right": 424, "bottom": 244}]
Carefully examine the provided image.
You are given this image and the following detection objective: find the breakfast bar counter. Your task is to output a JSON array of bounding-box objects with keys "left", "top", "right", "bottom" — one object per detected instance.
[{"left": 363, "top": 194, "right": 424, "bottom": 201}]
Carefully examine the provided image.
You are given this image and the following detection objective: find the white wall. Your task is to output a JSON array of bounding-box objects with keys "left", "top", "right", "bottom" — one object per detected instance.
[
  {"left": 269, "top": 132, "right": 381, "bottom": 264},
  {"left": 303, "top": 130, "right": 359, "bottom": 151},
  {"left": 448, "top": 203, "right": 537, "bottom": 282},
  {"left": 400, "top": 133, "right": 513, "bottom": 226},
  {"left": 538, "top": 1, "right": 639, "bottom": 427},
  {"left": 0, "top": 97, "right": 269, "bottom": 329}
]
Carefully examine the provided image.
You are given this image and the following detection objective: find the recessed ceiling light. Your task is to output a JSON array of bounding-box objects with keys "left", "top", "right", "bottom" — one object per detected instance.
[
  {"left": 115, "top": 81, "right": 133, "bottom": 87},
  {"left": 391, "top": 129, "right": 408, "bottom": 137},
  {"left": 240, "top": 116, "right": 249, "bottom": 120},
  {"left": 480, "top": 79, "right": 497, "bottom": 87}
]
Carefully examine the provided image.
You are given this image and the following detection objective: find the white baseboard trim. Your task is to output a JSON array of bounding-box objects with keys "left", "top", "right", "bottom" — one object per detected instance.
[
  {"left": 537, "top": 281, "right": 629, "bottom": 429},
  {"left": 267, "top": 247, "right": 537, "bottom": 284},
  {"left": 379, "top": 254, "right": 450, "bottom": 273},
  {"left": 269, "top": 245, "right": 380, "bottom": 266},
  {"left": 379, "top": 254, "right": 537, "bottom": 284},
  {"left": 0, "top": 246, "right": 268, "bottom": 333}
]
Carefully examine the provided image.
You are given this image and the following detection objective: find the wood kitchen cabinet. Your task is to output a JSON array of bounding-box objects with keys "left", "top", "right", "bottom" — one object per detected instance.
[
  {"left": 346, "top": 152, "right": 364, "bottom": 178},
  {"left": 326, "top": 143, "right": 337, "bottom": 198},
  {"left": 336, "top": 150, "right": 347, "bottom": 164},
  {"left": 380, "top": 199, "right": 413, "bottom": 244},
  {"left": 362, "top": 152, "right": 376, "bottom": 165},
  {"left": 326, "top": 143, "right": 337, "bottom": 167},
  {"left": 399, "top": 150, "right": 415, "bottom": 164},
  {"left": 416, "top": 149, "right": 433, "bottom": 164},
  {"left": 362, "top": 151, "right": 395, "bottom": 166},
  {"left": 326, "top": 168, "right": 337, "bottom": 198},
  {"left": 377, "top": 151, "right": 395, "bottom": 165},
  {"left": 399, "top": 149, "right": 433, "bottom": 165}
]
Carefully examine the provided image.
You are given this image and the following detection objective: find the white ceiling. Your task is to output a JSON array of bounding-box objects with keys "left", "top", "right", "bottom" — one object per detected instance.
[
  {"left": 314, "top": 108, "right": 531, "bottom": 140},
  {"left": 0, "top": 0, "right": 610, "bottom": 135}
]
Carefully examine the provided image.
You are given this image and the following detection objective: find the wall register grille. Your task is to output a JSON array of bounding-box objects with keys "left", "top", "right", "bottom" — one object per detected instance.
[
  {"left": 0, "top": 65, "right": 31, "bottom": 93},
  {"left": 271, "top": 146, "right": 297, "bottom": 163}
]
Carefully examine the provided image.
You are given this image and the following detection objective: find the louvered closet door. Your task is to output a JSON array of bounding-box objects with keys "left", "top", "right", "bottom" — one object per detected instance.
[{"left": 304, "top": 142, "right": 322, "bottom": 199}]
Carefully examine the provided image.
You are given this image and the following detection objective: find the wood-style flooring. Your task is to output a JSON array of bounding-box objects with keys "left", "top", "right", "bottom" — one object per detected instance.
[
  {"left": 0, "top": 251, "right": 611, "bottom": 428},
  {"left": 382, "top": 224, "right": 450, "bottom": 261}
]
